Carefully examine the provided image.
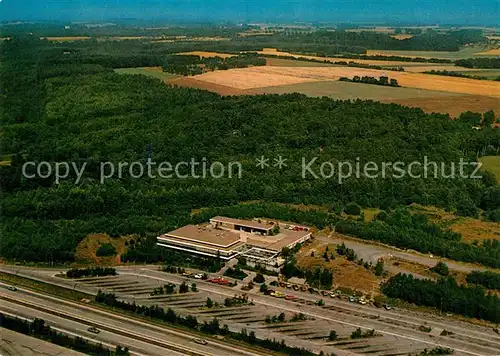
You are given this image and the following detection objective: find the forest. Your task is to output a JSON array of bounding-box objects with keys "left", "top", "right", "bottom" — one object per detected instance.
[
  {"left": 0, "top": 37, "right": 499, "bottom": 264},
  {"left": 381, "top": 273, "right": 499, "bottom": 323}
]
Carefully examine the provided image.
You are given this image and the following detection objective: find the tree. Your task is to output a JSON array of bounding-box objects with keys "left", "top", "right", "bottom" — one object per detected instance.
[
  {"left": 191, "top": 283, "right": 197, "bottom": 292},
  {"left": 206, "top": 297, "right": 213, "bottom": 308},
  {"left": 278, "top": 312, "right": 286, "bottom": 322},
  {"left": 259, "top": 283, "right": 268, "bottom": 293},
  {"left": 253, "top": 273, "right": 265, "bottom": 284},
  {"left": 344, "top": 202, "right": 361, "bottom": 216},
  {"left": 179, "top": 282, "right": 189, "bottom": 293},
  {"left": 374, "top": 260, "right": 385, "bottom": 276},
  {"left": 431, "top": 262, "right": 449, "bottom": 276},
  {"left": 328, "top": 330, "right": 338, "bottom": 341},
  {"left": 483, "top": 110, "right": 495, "bottom": 127}
]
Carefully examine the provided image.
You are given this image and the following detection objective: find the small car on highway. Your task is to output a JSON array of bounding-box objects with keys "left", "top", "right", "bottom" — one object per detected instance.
[
  {"left": 87, "top": 327, "right": 100, "bottom": 334},
  {"left": 7, "top": 286, "right": 17, "bottom": 291},
  {"left": 193, "top": 338, "right": 208, "bottom": 345}
]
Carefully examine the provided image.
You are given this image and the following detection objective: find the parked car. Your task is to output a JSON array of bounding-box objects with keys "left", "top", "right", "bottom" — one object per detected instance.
[
  {"left": 87, "top": 327, "right": 100, "bottom": 334},
  {"left": 192, "top": 338, "right": 208, "bottom": 345},
  {"left": 493, "top": 327, "right": 499, "bottom": 334},
  {"left": 348, "top": 296, "right": 357, "bottom": 303},
  {"left": 383, "top": 304, "right": 392, "bottom": 310},
  {"left": 285, "top": 295, "right": 296, "bottom": 300},
  {"left": 7, "top": 286, "right": 17, "bottom": 291},
  {"left": 329, "top": 292, "right": 336, "bottom": 298},
  {"left": 292, "top": 285, "right": 300, "bottom": 291},
  {"left": 321, "top": 290, "right": 329, "bottom": 296},
  {"left": 194, "top": 274, "right": 203, "bottom": 279}
]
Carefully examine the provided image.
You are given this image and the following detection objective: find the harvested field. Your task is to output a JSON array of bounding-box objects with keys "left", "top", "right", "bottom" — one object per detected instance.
[
  {"left": 190, "top": 67, "right": 326, "bottom": 90},
  {"left": 387, "top": 95, "right": 500, "bottom": 117},
  {"left": 256, "top": 48, "right": 422, "bottom": 67},
  {"left": 190, "top": 66, "right": 500, "bottom": 97},
  {"left": 168, "top": 77, "right": 246, "bottom": 95},
  {"left": 402, "top": 65, "right": 480, "bottom": 73},
  {"left": 176, "top": 51, "right": 235, "bottom": 58},
  {"left": 486, "top": 36, "right": 500, "bottom": 40},
  {"left": 448, "top": 218, "right": 500, "bottom": 244},
  {"left": 479, "top": 156, "right": 500, "bottom": 183},
  {"left": 391, "top": 34, "right": 414, "bottom": 40},
  {"left": 114, "top": 67, "right": 181, "bottom": 81},
  {"left": 248, "top": 80, "right": 462, "bottom": 101},
  {"left": 453, "top": 69, "right": 500, "bottom": 78}
]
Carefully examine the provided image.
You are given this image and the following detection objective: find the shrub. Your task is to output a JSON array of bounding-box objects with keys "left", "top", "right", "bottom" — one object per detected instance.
[
  {"left": 96, "top": 243, "right": 117, "bottom": 257},
  {"left": 344, "top": 202, "right": 361, "bottom": 216}
]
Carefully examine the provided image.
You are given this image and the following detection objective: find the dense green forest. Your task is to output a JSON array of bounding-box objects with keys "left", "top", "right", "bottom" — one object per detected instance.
[
  {"left": 1, "top": 37, "right": 499, "bottom": 264},
  {"left": 381, "top": 273, "right": 500, "bottom": 323}
]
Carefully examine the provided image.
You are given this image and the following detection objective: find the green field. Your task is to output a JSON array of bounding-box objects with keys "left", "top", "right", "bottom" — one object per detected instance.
[
  {"left": 479, "top": 156, "right": 500, "bottom": 183},
  {"left": 250, "top": 80, "right": 462, "bottom": 101},
  {"left": 114, "top": 67, "right": 181, "bottom": 81},
  {"left": 369, "top": 46, "right": 489, "bottom": 60},
  {"left": 452, "top": 69, "right": 500, "bottom": 79}
]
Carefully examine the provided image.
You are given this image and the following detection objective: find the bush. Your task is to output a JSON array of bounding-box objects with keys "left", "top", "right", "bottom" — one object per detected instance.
[
  {"left": 344, "top": 202, "right": 361, "bottom": 216},
  {"left": 96, "top": 243, "right": 117, "bottom": 257},
  {"left": 431, "top": 262, "right": 449, "bottom": 276},
  {"left": 253, "top": 273, "right": 265, "bottom": 284}
]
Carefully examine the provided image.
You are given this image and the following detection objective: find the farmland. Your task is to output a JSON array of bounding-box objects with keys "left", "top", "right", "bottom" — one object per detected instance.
[
  {"left": 366, "top": 46, "right": 490, "bottom": 59},
  {"left": 187, "top": 65, "right": 500, "bottom": 97},
  {"left": 248, "top": 80, "right": 462, "bottom": 101}
]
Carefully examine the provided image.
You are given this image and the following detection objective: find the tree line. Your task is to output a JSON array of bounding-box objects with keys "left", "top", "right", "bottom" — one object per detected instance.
[{"left": 381, "top": 273, "right": 499, "bottom": 323}]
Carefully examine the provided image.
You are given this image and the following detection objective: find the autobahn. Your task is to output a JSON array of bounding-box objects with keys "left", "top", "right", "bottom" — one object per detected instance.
[{"left": 0, "top": 284, "right": 269, "bottom": 356}]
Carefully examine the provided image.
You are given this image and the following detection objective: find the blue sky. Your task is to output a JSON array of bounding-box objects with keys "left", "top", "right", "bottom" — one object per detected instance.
[{"left": 0, "top": 0, "right": 498, "bottom": 25}]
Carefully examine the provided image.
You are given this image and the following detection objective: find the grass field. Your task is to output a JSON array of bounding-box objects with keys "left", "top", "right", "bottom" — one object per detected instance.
[
  {"left": 452, "top": 69, "right": 500, "bottom": 79},
  {"left": 391, "top": 34, "right": 414, "bottom": 40},
  {"left": 479, "top": 156, "right": 500, "bottom": 183},
  {"left": 366, "top": 46, "right": 489, "bottom": 60},
  {"left": 248, "top": 80, "right": 462, "bottom": 101},
  {"left": 74, "top": 233, "right": 129, "bottom": 266},
  {"left": 114, "top": 67, "right": 181, "bottom": 81}
]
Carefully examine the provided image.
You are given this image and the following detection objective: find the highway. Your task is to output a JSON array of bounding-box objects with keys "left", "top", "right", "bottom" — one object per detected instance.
[
  {"left": 0, "top": 284, "right": 268, "bottom": 356},
  {"left": 2, "top": 265, "right": 500, "bottom": 355}
]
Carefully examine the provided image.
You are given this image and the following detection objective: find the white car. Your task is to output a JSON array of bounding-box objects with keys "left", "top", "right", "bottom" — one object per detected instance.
[
  {"left": 194, "top": 274, "right": 203, "bottom": 279},
  {"left": 193, "top": 338, "right": 207, "bottom": 345}
]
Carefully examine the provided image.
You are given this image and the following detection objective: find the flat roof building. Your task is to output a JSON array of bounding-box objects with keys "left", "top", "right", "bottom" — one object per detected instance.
[{"left": 157, "top": 217, "right": 312, "bottom": 266}]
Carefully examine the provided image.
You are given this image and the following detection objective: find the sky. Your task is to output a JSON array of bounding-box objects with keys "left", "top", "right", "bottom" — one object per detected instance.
[{"left": 0, "top": 0, "right": 498, "bottom": 25}]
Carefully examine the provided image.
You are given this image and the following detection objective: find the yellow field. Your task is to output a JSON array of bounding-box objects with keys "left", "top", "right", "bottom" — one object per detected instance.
[
  {"left": 486, "top": 36, "right": 500, "bottom": 40},
  {"left": 391, "top": 34, "right": 414, "bottom": 40},
  {"left": 191, "top": 65, "right": 500, "bottom": 97},
  {"left": 177, "top": 51, "right": 235, "bottom": 58},
  {"left": 257, "top": 48, "right": 415, "bottom": 66},
  {"left": 475, "top": 49, "right": 500, "bottom": 56}
]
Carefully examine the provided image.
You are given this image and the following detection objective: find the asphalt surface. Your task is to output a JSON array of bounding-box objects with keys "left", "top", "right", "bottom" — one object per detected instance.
[
  {"left": 0, "top": 284, "right": 267, "bottom": 356},
  {"left": 0, "top": 327, "right": 85, "bottom": 356},
  {"left": 2, "top": 266, "right": 499, "bottom": 356}
]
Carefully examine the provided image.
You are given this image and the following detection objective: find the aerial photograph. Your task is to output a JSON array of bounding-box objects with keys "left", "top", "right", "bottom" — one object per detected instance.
[{"left": 0, "top": 0, "right": 499, "bottom": 355}]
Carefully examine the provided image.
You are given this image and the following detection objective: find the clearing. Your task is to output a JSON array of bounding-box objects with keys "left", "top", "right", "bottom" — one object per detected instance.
[
  {"left": 391, "top": 34, "right": 414, "bottom": 40},
  {"left": 295, "top": 238, "right": 383, "bottom": 296},
  {"left": 265, "top": 58, "right": 337, "bottom": 67},
  {"left": 41, "top": 36, "right": 91, "bottom": 42},
  {"left": 74, "top": 233, "right": 130, "bottom": 266},
  {"left": 114, "top": 67, "right": 181, "bottom": 81},
  {"left": 479, "top": 156, "right": 500, "bottom": 183}
]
